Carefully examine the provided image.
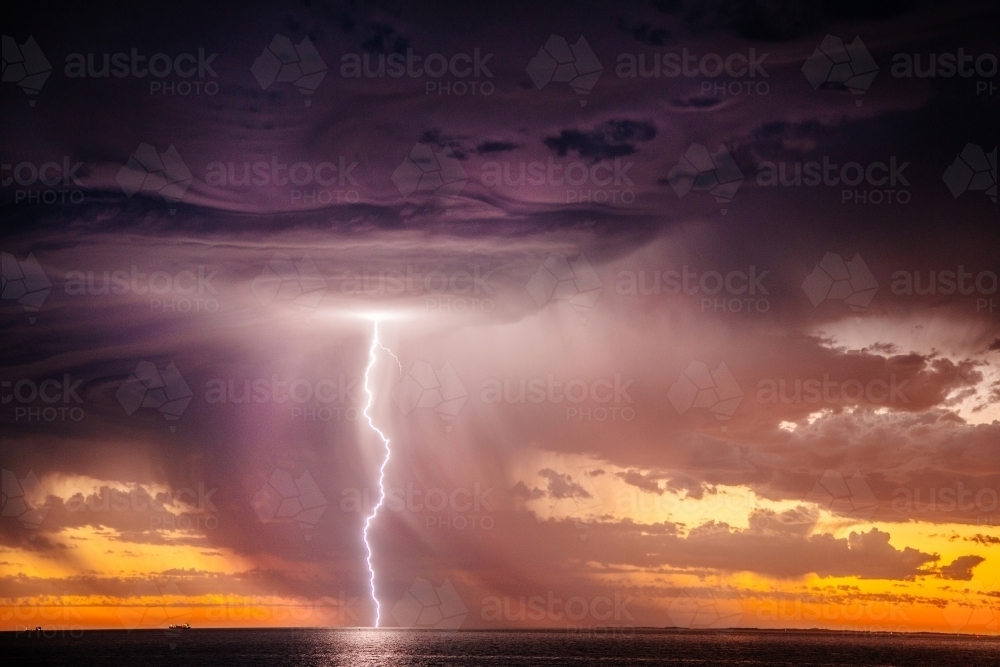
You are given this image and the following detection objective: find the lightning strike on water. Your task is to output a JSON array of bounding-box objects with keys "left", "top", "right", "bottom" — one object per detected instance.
[{"left": 362, "top": 319, "right": 401, "bottom": 628}]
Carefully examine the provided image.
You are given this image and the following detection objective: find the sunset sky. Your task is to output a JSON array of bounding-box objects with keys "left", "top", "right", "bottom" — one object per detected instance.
[{"left": 2, "top": 0, "right": 998, "bottom": 635}]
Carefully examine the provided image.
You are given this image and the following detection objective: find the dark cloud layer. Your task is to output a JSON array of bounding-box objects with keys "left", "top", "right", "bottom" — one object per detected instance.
[{"left": 1, "top": 0, "right": 998, "bottom": 632}]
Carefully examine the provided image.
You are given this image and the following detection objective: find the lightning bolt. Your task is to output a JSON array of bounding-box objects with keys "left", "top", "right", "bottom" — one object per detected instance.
[{"left": 362, "top": 319, "right": 401, "bottom": 627}]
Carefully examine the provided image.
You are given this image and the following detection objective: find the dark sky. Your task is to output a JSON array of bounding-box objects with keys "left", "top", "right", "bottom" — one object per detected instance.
[{"left": 1, "top": 0, "right": 998, "bottom": 633}]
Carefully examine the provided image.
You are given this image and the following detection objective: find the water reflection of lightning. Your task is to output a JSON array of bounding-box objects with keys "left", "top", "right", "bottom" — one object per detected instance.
[{"left": 362, "top": 319, "right": 400, "bottom": 627}]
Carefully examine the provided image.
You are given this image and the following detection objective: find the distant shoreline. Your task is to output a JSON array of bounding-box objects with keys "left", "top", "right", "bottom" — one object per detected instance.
[{"left": 3, "top": 627, "right": 997, "bottom": 638}]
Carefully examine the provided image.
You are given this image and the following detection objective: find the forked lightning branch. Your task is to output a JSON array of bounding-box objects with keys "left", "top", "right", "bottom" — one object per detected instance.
[{"left": 362, "top": 319, "right": 402, "bottom": 627}]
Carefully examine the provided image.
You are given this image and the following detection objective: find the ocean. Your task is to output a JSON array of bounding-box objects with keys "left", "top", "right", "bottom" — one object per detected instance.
[{"left": 3, "top": 628, "right": 998, "bottom": 666}]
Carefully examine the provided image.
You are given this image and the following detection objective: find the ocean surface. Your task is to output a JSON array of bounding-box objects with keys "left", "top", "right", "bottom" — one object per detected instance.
[{"left": 3, "top": 628, "right": 998, "bottom": 666}]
